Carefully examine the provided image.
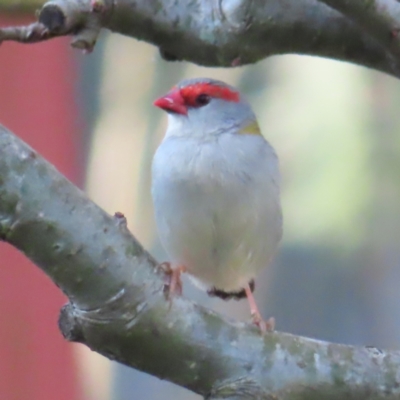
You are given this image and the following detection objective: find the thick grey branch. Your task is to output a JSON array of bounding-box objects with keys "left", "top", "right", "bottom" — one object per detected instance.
[
  {"left": 1, "top": 126, "right": 400, "bottom": 400},
  {"left": 316, "top": 0, "right": 400, "bottom": 63},
  {"left": 0, "top": 0, "right": 399, "bottom": 77}
]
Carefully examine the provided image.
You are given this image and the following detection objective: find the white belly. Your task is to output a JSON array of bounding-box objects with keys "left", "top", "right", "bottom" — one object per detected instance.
[{"left": 152, "top": 133, "right": 282, "bottom": 292}]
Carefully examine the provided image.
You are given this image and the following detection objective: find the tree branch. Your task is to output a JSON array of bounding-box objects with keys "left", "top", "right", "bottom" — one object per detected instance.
[
  {"left": 1, "top": 126, "right": 400, "bottom": 400},
  {"left": 315, "top": 0, "right": 400, "bottom": 61},
  {"left": 0, "top": 0, "right": 399, "bottom": 77}
]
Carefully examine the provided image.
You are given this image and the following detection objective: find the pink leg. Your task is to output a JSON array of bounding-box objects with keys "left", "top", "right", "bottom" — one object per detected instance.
[
  {"left": 90, "top": 0, "right": 106, "bottom": 12},
  {"left": 244, "top": 284, "right": 275, "bottom": 334},
  {"left": 158, "top": 262, "right": 186, "bottom": 299}
]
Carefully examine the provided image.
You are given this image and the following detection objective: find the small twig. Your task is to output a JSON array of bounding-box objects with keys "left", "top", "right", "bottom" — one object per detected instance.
[
  {"left": 0, "top": 0, "right": 105, "bottom": 52},
  {"left": 0, "top": 23, "right": 55, "bottom": 45}
]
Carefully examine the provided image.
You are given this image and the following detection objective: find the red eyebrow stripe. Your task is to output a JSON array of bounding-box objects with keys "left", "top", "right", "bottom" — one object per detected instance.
[{"left": 179, "top": 83, "right": 240, "bottom": 104}]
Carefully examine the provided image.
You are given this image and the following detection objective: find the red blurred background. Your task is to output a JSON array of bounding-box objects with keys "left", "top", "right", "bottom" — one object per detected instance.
[{"left": 0, "top": 15, "right": 82, "bottom": 400}]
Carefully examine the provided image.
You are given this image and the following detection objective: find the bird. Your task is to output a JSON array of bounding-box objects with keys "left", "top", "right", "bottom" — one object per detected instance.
[{"left": 151, "top": 78, "right": 282, "bottom": 333}]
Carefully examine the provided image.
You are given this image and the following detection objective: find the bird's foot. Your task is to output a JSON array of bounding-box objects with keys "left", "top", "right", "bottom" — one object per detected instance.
[
  {"left": 158, "top": 262, "right": 186, "bottom": 299},
  {"left": 251, "top": 313, "right": 275, "bottom": 334},
  {"left": 91, "top": 0, "right": 106, "bottom": 13},
  {"left": 245, "top": 283, "right": 274, "bottom": 334}
]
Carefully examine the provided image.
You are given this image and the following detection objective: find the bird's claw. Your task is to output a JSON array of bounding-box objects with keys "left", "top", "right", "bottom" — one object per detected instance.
[
  {"left": 158, "top": 262, "right": 184, "bottom": 299},
  {"left": 90, "top": 0, "right": 107, "bottom": 13},
  {"left": 251, "top": 313, "right": 275, "bottom": 334}
]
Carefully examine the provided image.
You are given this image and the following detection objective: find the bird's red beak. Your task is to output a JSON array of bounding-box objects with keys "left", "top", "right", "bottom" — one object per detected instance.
[{"left": 153, "top": 89, "right": 187, "bottom": 115}]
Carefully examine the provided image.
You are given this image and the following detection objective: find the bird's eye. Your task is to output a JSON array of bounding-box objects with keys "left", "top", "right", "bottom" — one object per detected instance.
[{"left": 195, "top": 94, "right": 211, "bottom": 107}]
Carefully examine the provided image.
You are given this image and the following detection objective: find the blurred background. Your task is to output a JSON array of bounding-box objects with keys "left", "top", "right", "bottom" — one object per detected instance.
[{"left": 1, "top": 8, "right": 400, "bottom": 400}]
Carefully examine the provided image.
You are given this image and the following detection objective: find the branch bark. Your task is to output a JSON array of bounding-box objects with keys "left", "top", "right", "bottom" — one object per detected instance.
[
  {"left": 1, "top": 126, "right": 400, "bottom": 400},
  {"left": 315, "top": 0, "right": 400, "bottom": 60},
  {"left": 0, "top": 0, "right": 400, "bottom": 77}
]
